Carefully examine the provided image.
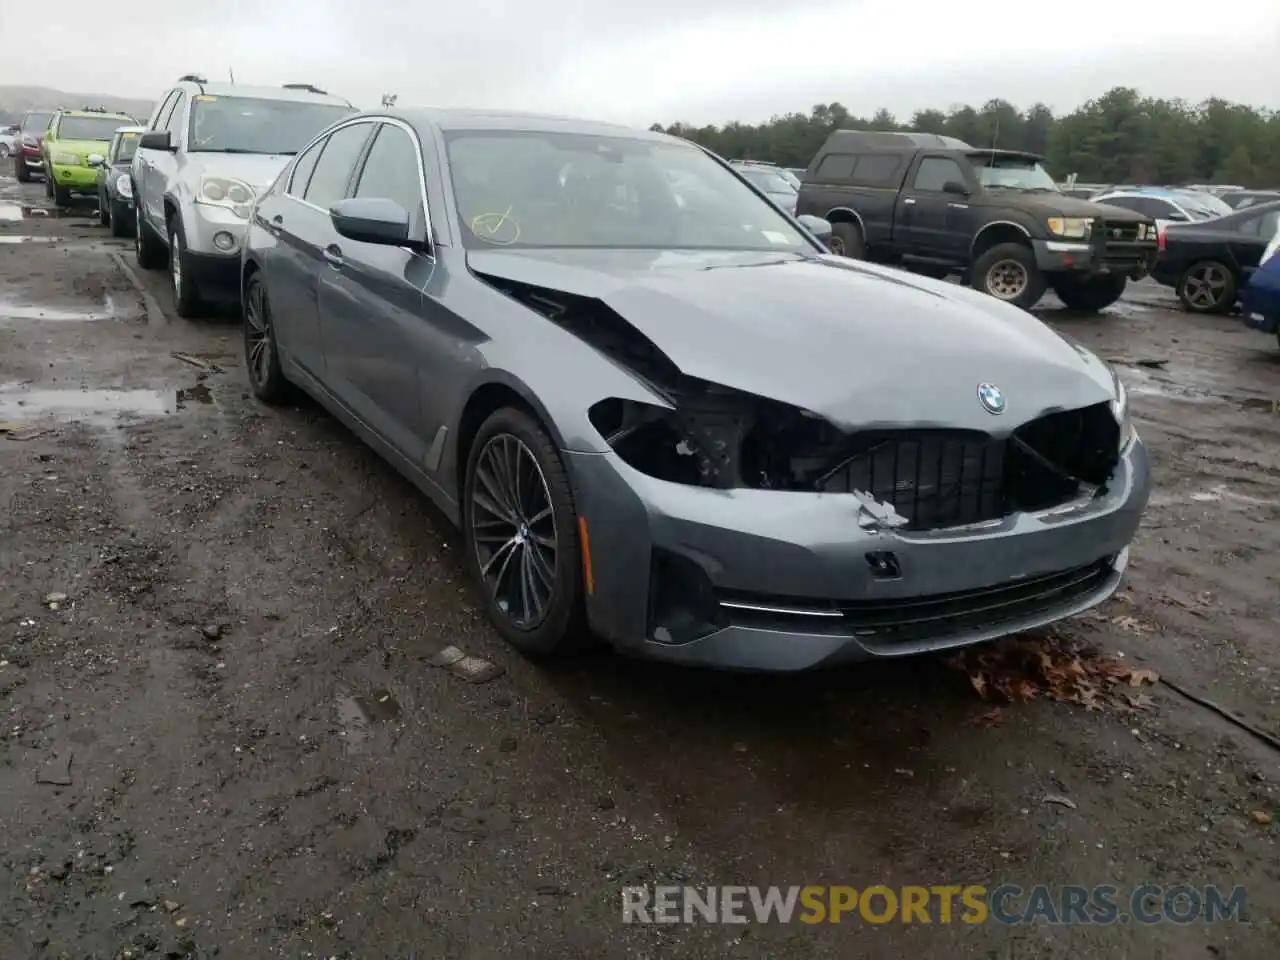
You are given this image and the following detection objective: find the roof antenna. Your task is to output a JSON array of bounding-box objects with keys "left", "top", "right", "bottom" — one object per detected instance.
[{"left": 228, "top": 67, "right": 235, "bottom": 84}]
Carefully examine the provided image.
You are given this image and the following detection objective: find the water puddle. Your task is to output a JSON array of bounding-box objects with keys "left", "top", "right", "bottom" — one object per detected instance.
[
  {"left": 1151, "top": 483, "right": 1280, "bottom": 510},
  {"left": 0, "top": 293, "right": 122, "bottom": 323},
  {"left": 0, "top": 236, "right": 60, "bottom": 244},
  {"left": 335, "top": 689, "right": 402, "bottom": 755},
  {"left": 1120, "top": 365, "right": 1276, "bottom": 413},
  {"left": 0, "top": 204, "right": 21, "bottom": 222},
  {"left": 0, "top": 386, "right": 175, "bottom": 424}
]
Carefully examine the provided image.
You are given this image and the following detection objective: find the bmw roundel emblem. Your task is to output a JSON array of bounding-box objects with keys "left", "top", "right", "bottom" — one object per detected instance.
[{"left": 977, "top": 382, "right": 1006, "bottom": 415}]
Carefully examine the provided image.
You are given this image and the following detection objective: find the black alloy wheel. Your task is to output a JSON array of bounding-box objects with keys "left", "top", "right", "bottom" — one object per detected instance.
[
  {"left": 243, "top": 273, "right": 289, "bottom": 403},
  {"left": 463, "top": 408, "right": 587, "bottom": 657}
]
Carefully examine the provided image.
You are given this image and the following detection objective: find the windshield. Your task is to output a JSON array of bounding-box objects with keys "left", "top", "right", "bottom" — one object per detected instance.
[
  {"left": 445, "top": 131, "right": 813, "bottom": 252},
  {"left": 113, "top": 131, "right": 140, "bottom": 163},
  {"left": 739, "top": 167, "right": 797, "bottom": 195},
  {"left": 972, "top": 156, "right": 1059, "bottom": 191},
  {"left": 22, "top": 111, "right": 54, "bottom": 133},
  {"left": 187, "top": 96, "right": 353, "bottom": 154},
  {"left": 58, "top": 115, "right": 132, "bottom": 141},
  {"left": 1173, "top": 192, "right": 1232, "bottom": 219}
]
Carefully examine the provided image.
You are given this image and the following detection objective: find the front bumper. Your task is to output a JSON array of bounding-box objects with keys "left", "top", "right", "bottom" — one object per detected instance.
[
  {"left": 567, "top": 437, "right": 1151, "bottom": 671},
  {"left": 19, "top": 150, "right": 44, "bottom": 173},
  {"left": 184, "top": 202, "right": 249, "bottom": 258},
  {"left": 49, "top": 162, "right": 98, "bottom": 190},
  {"left": 1032, "top": 232, "right": 1157, "bottom": 280},
  {"left": 184, "top": 250, "right": 241, "bottom": 297}
]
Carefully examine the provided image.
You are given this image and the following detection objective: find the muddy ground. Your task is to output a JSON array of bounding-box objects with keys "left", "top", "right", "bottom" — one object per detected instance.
[{"left": 0, "top": 178, "right": 1277, "bottom": 960}]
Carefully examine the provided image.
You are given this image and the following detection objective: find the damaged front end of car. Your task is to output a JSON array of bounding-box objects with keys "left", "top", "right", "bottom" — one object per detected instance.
[{"left": 481, "top": 271, "right": 1149, "bottom": 670}]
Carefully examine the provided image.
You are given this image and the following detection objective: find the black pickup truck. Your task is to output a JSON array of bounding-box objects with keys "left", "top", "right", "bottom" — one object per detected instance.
[{"left": 795, "top": 130, "right": 1159, "bottom": 311}]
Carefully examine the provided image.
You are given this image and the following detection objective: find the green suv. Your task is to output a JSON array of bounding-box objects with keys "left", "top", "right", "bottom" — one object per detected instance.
[{"left": 43, "top": 108, "right": 137, "bottom": 205}]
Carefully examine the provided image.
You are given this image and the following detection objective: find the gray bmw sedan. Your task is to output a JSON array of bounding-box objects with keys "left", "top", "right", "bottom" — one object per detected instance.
[{"left": 239, "top": 107, "right": 1151, "bottom": 671}]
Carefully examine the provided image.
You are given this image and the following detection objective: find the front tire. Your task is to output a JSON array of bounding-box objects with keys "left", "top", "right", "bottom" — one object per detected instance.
[
  {"left": 463, "top": 408, "right": 588, "bottom": 658},
  {"left": 243, "top": 272, "right": 290, "bottom": 404},
  {"left": 1051, "top": 274, "right": 1127, "bottom": 312},
  {"left": 98, "top": 191, "right": 110, "bottom": 226},
  {"left": 1177, "top": 260, "right": 1237, "bottom": 314},
  {"left": 168, "top": 215, "right": 203, "bottom": 318},
  {"left": 109, "top": 201, "right": 132, "bottom": 238},
  {"left": 972, "top": 242, "right": 1047, "bottom": 309},
  {"left": 14, "top": 159, "right": 28, "bottom": 182}
]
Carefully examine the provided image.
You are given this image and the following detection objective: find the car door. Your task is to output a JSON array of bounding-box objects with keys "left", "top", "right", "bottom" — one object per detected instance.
[
  {"left": 148, "top": 93, "right": 187, "bottom": 233},
  {"left": 318, "top": 120, "right": 436, "bottom": 465},
  {"left": 898, "top": 155, "right": 972, "bottom": 259},
  {"left": 1230, "top": 208, "right": 1280, "bottom": 280},
  {"left": 136, "top": 91, "right": 178, "bottom": 232},
  {"left": 259, "top": 131, "right": 345, "bottom": 379}
]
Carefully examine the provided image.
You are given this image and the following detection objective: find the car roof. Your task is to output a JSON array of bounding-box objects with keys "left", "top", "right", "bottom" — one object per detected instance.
[
  {"left": 383, "top": 107, "right": 669, "bottom": 141},
  {"left": 58, "top": 109, "right": 136, "bottom": 120},
  {"left": 171, "top": 80, "right": 352, "bottom": 107}
]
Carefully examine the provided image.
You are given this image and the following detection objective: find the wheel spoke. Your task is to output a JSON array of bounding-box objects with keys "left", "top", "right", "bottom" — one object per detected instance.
[{"left": 469, "top": 431, "right": 560, "bottom": 629}]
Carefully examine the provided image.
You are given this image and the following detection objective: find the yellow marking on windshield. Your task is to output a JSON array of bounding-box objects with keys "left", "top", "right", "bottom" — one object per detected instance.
[
  {"left": 194, "top": 95, "right": 218, "bottom": 101},
  {"left": 471, "top": 207, "right": 521, "bottom": 245}
]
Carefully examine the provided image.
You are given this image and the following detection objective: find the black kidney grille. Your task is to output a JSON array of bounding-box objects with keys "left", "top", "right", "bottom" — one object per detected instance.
[{"left": 818, "top": 432, "right": 1006, "bottom": 529}]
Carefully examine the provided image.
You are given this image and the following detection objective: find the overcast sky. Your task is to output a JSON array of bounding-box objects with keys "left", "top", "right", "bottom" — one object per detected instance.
[{"left": 5, "top": 0, "right": 1280, "bottom": 126}]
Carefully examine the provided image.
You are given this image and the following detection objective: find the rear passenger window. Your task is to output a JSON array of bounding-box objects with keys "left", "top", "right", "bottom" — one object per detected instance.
[
  {"left": 152, "top": 92, "right": 180, "bottom": 132},
  {"left": 853, "top": 154, "right": 901, "bottom": 186},
  {"left": 912, "top": 157, "right": 966, "bottom": 192},
  {"left": 304, "top": 123, "right": 372, "bottom": 209},
  {"left": 815, "top": 153, "right": 856, "bottom": 180},
  {"left": 164, "top": 95, "right": 187, "bottom": 140},
  {"left": 288, "top": 138, "right": 325, "bottom": 197}
]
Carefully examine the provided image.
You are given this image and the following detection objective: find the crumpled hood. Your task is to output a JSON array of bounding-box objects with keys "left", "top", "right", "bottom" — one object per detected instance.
[{"left": 468, "top": 248, "right": 1116, "bottom": 431}]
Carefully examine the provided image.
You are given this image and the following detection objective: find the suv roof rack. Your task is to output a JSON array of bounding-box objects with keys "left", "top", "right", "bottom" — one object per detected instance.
[{"left": 178, "top": 74, "right": 208, "bottom": 92}]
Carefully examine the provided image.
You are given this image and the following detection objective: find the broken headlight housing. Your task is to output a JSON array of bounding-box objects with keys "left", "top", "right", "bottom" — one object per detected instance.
[
  {"left": 1110, "top": 371, "right": 1135, "bottom": 451},
  {"left": 588, "top": 386, "right": 836, "bottom": 491}
]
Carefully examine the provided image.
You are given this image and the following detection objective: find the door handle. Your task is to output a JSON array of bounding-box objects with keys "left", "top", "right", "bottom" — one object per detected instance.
[
  {"left": 322, "top": 245, "right": 344, "bottom": 268},
  {"left": 903, "top": 198, "right": 917, "bottom": 205}
]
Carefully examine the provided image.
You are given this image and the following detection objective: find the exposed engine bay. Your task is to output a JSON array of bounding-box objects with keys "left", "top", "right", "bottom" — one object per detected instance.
[{"left": 485, "top": 275, "right": 1123, "bottom": 531}]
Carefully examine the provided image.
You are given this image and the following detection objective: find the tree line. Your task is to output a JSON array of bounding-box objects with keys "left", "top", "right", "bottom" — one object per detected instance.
[{"left": 651, "top": 87, "right": 1280, "bottom": 188}]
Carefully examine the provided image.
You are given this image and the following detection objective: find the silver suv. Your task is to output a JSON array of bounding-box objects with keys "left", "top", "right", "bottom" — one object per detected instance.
[{"left": 132, "top": 75, "right": 355, "bottom": 316}]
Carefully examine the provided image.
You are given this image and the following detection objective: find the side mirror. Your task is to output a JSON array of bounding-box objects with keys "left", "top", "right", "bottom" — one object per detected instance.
[
  {"left": 1165, "top": 212, "right": 1189, "bottom": 222},
  {"left": 138, "top": 130, "right": 174, "bottom": 152},
  {"left": 942, "top": 180, "right": 969, "bottom": 196},
  {"left": 330, "top": 197, "right": 417, "bottom": 248},
  {"left": 796, "top": 214, "right": 834, "bottom": 243},
  {"left": 87, "top": 154, "right": 105, "bottom": 168}
]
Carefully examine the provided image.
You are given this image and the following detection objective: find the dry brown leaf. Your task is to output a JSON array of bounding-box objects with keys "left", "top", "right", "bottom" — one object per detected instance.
[
  {"left": 1249, "top": 810, "right": 1272, "bottom": 826},
  {"left": 1112, "top": 615, "right": 1147, "bottom": 633},
  {"left": 1126, "top": 693, "right": 1156, "bottom": 711},
  {"left": 1128, "top": 669, "right": 1160, "bottom": 687},
  {"left": 969, "top": 673, "right": 989, "bottom": 699}
]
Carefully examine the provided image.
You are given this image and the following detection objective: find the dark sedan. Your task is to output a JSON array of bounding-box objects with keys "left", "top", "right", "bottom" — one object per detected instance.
[
  {"left": 91, "top": 125, "right": 144, "bottom": 237},
  {"left": 1151, "top": 200, "right": 1280, "bottom": 313},
  {"left": 239, "top": 109, "right": 1148, "bottom": 671}
]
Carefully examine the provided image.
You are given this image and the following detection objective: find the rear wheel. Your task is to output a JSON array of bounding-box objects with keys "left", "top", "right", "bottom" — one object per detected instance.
[
  {"left": 462, "top": 408, "right": 588, "bottom": 658},
  {"left": 0, "top": 144, "right": 8, "bottom": 160},
  {"left": 1177, "top": 260, "right": 1236, "bottom": 314},
  {"left": 1051, "top": 274, "right": 1127, "bottom": 312},
  {"left": 827, "top": 221, "right": 865, "bottom": 259},
  {"left": 972, "top": 242, "right": 1047, "bottom": 310},
  {"left": 134, "top": 213, "right": 166, "bottom": 269},
  {"left": 243, "top": 273, "right": 290, "bottom": 404}
]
